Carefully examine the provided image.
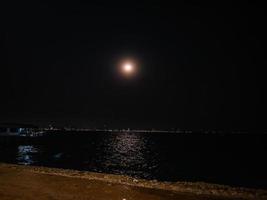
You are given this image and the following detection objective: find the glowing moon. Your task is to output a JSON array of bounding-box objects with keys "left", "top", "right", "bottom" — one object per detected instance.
[
  {"left": 117, "top": 59, "right": 139, "bottom": 78},
  {"left": 121, "top": 62, "right": 135, "bottom": 75},
  {"left": 123, "top": 63, "right": 133, "bottom": 73}
]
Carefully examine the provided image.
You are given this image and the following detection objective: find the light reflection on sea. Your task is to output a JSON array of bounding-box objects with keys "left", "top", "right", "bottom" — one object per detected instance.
[
  {"left": 95, "top": 132, "right": 153, "bottom": 177},
  {"left": 0, "top": 131, "right": 266, "bottom": 188},
  {"left": 17, "top": 145, "right": 39, "bottom": 165}
]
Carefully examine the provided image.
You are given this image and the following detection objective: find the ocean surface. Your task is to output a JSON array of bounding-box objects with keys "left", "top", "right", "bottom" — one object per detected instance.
[{"left": 0, "top": 131, "right": 266, "bottom": 189}]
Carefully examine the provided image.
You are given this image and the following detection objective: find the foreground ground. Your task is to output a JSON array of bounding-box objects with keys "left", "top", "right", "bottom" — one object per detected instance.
[{"left": 0, "top": 163, "right": 266, "bottom": 200}]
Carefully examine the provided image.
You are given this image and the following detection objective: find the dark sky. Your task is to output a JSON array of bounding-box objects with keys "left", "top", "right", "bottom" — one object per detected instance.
[{"left": 1, "top": 1, "right": 266, "bottom": 130}]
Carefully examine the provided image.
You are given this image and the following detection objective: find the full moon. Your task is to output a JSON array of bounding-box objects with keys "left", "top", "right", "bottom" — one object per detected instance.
[
  {"left": 123, "top": 63, "right": 133, "bottom": 73},
  {"left": 121, "top": 62, "right": 136, "bottom": 75},
  {"left": 117, "top": 59, "right": 139, "bottom": 78}
]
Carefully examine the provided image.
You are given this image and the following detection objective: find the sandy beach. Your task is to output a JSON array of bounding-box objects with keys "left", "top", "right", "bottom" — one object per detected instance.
[{"left": 0, "top": 163, "right": 266, "bottom": 200}]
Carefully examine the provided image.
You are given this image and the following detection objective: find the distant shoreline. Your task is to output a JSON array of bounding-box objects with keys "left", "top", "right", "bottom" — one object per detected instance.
[{"left": 0, "top": 163, "right": 266, "bottom": 200}]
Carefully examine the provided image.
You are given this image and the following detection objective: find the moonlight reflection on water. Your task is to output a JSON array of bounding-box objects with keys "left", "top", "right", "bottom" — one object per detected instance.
[
  {"left": 0, "top": 132, "right": 266, "bottom": 188},
  {"left": 99, "top": 132, "right": 150, "bottom": 177}
]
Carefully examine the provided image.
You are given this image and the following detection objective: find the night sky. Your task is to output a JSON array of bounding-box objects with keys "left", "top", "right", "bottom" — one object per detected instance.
[{"left": 1, "top": 1, "right": 266, "bottom": 130}]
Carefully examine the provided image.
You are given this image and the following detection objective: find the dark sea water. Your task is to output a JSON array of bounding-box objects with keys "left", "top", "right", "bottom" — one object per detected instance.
[{"left": 0, "top": 131, "right": 267, "bottom": 189}]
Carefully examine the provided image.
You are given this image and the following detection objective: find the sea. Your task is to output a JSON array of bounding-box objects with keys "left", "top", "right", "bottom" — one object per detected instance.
[{"left": 0, "top": 131, "right": 266, "bottom": 189}]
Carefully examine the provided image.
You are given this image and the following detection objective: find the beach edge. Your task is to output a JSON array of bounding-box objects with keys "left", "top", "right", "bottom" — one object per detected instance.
[{"left": 0, "top": 163, "right": 266, "bottom": 200}]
